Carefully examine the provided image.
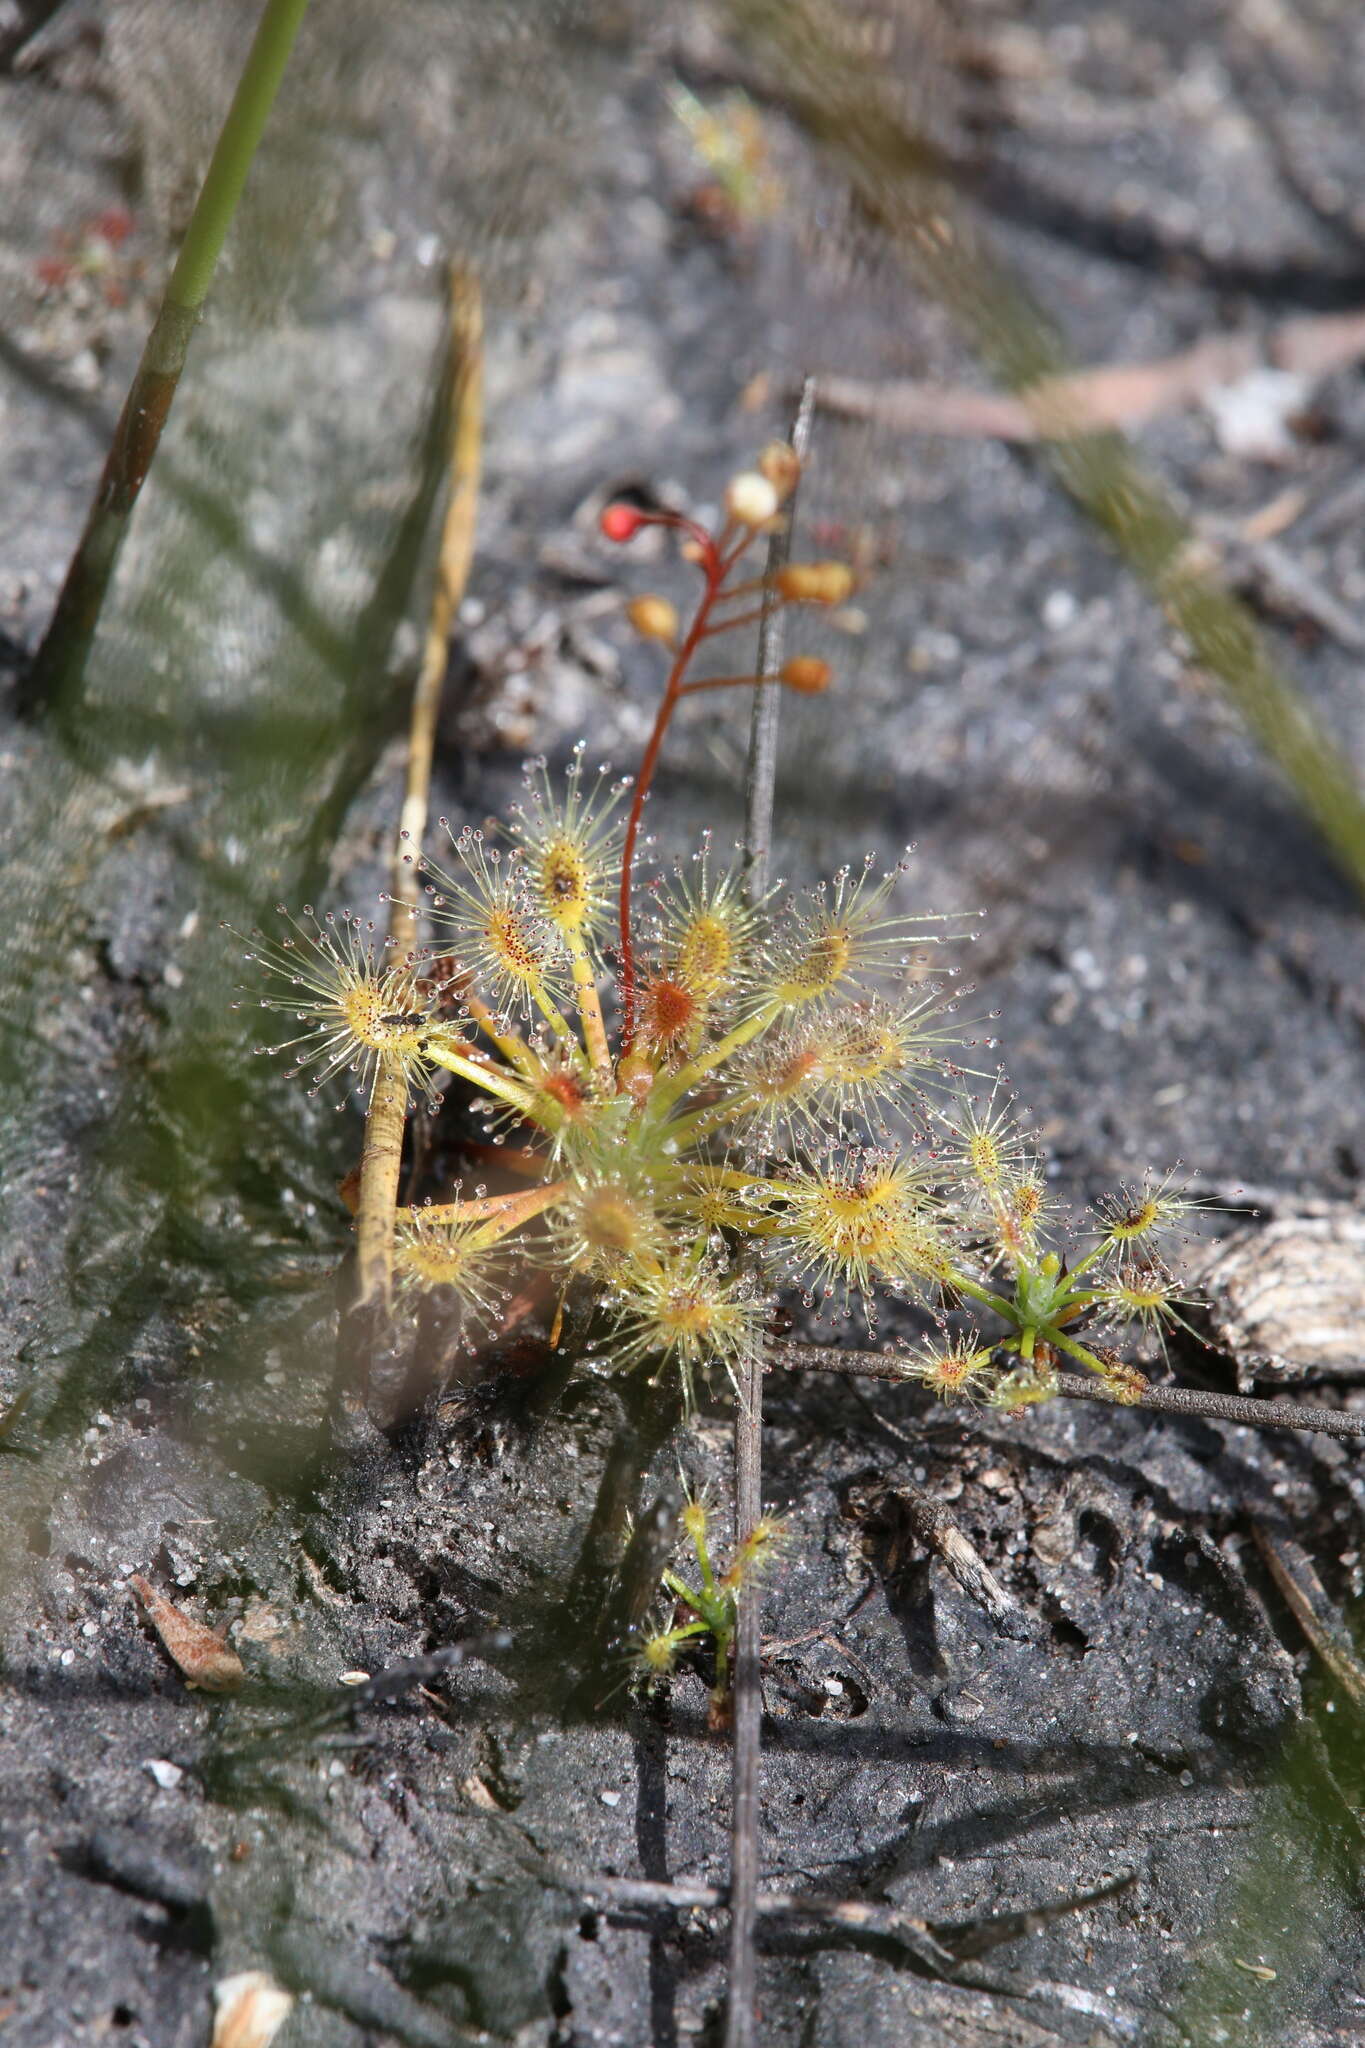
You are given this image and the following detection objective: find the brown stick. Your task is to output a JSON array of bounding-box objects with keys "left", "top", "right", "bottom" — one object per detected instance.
[
  {"left": 1051, "top": 1369, "right": 1365, "bottom": 1440},
  {"left": 766, "top": 1342, "right": 1365, "bottom": 1440},
  {"left": 814, "top": 309, "right": 1365, "bottom": 444},
  {"left": 388, "top": 269, "right": 484, "bottom": 955},
  {"left": 895, "top": 1482, "right": 1023, "bottom": 1630},
  {"left": 568, "top": 1867, "right": 1133, "bottom": 1974}
]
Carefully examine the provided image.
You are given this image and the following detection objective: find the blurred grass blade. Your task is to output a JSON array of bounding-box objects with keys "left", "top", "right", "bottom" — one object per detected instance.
[
  {"left": 27, "top": 0, "right": 312, "bottom": 722},
  {"left": 732, "top": 0, "right": 1365, "bottom": 899}
]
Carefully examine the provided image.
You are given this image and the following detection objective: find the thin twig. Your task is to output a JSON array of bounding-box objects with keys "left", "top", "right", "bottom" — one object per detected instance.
[
  {"left": 351, "top": 271, "right": 483, "bottom": 1310},
  {"left": 725, "top": 376, "right": 816, "bottom": 2048},
  {"left": 742, "top": 375, "right": 816, "bottom": 906},
  {"left": 389, "top": 268, "right": 484, "bottom": 952},
  {"left": 567, "top": 1867, "right": 1134, "bottom": 1975},
  {"left": 1050, "top": 1369, "right": 1365, "bottom": 1440},
  {"left": 329, "top": 1630, "right": 511, "bottom": 1714},
  {"left": 223, "top": 1632, "right": 516, "bottom": 1757},
  {"left": 812, "top": 308, "right": 1365, "bottom": 445},
  {"left": 767, "top": 1340, "right": 1365, "bottom": 1440}
]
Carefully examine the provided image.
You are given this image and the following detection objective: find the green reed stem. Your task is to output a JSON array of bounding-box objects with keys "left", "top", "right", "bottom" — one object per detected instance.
[{"left": 29, "top": 0, "right": 313, "bottom": 720}]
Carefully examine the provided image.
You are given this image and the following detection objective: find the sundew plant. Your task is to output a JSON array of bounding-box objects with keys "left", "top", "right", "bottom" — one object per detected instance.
[{"left": 231, "top": 443, "right": 1215, "bottom": 1421}]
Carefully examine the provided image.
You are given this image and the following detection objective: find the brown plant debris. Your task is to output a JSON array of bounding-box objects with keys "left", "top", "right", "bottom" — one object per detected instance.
[{"left": 130, "top": 1574, "right": 244, "bottom": 1693}]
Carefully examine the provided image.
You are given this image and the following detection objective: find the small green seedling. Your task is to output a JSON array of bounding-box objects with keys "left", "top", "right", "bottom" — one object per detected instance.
[{"left": 636, "top": 1494, "right": 784, "bottom": 1726}]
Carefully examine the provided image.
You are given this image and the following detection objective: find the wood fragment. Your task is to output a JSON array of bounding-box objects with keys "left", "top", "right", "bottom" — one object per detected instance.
[
  {"left": 130, "top": 1575, "right": 244, "bottom": 1693},
  {"left": 894, "top": 1481, "right": 1025, "bottom": 1633},
  {"left": 212, "top": 1971, "right": 294, "bottom": 2048},
  {"left": 1251, "top": 1524, "right": 1365, "bottom": 1709}
]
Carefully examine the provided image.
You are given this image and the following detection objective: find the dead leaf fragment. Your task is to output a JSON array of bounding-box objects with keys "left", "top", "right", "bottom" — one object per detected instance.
[
  {"left": 131, "top": 1575, "right": 244, "bottom": 1693},
  {"left": 212, "top": 1970, "right": 294, "bottom": 2048}
]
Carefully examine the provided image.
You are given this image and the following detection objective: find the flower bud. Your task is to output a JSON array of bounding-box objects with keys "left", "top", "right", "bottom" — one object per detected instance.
[
  {"left": 776, "top": 561, "right": 854, "bottom": 606},
  {"left": 758, "top": 441, "right": 802, "bottom": 500},
  {"left": 627, "top": 594, "right": 679, "bottom": 643},
  {"left": 600, "top": 502, "right": 645, "bottom": 543},
  {"left": 724, "top": 471, "right": 780, "bottom": 527},
  {"left": 780, "top": 655, "right": 831, "bottom": 695}
]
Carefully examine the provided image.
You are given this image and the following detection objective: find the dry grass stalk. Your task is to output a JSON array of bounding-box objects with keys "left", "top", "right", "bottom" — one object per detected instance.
[{"left": 353, "top": 269, "right": 483, "bottom": 1307}]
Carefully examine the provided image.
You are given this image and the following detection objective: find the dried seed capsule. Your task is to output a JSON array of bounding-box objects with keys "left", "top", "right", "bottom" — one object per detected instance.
[
  {"left": 776, "top": 562, "right": 854, "bottom": 605},
  {"left": 758, "top": 440, "right": 802, "bottom": 500},
  {"left": 780, "top": 655, "right": 831, "bottom": 695},
  {"left": 724, "top": 471, "right": 780, "bottom": 527},
  {"left": 627, "top": 593, "right": 680, "bottom": 643}
]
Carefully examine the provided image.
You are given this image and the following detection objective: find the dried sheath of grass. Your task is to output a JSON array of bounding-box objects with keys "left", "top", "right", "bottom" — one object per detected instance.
[{"left": 353, "top": 270, "right": 483, "bottom": 1306}]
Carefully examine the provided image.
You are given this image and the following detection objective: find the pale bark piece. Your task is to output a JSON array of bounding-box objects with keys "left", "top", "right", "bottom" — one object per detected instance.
[
  {"left": 212, "top": 1971, "right": 294, "bottom": 2048},
  {"left": 1197, "top": 1210, "right": 1365, "bottom": 1388}
]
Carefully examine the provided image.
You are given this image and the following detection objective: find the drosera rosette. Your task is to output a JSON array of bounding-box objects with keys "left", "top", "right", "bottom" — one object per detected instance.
[
  {"left": 231, "top": 440, "right": 1013, "bottom": 1389},
  {"left": 361, "top": 796, "right": 981, "bottom": 1376},
  {"left": 871, "top": 1085, "right": 1224, "bottom": 1410},
  {"left": 227, "top": 438, "right": 1244, "bottom": 1425}
]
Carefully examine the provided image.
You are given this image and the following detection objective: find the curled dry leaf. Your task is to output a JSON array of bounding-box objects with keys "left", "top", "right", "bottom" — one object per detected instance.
[
  {"left": 131, "top": 1574, "right": 244, "bottom": 1693},
  {"left": 212, "top": 1970, "right": 294, "bottom": 2048},
  {"left": 1196, "top": 1209, "right": 1365, "bottom": 1389}
]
